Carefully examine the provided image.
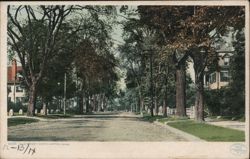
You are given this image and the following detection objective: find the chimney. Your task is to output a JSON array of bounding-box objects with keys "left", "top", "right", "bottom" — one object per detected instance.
[{"left": 11, "top": 59, "right": 17, "bottom": 81}]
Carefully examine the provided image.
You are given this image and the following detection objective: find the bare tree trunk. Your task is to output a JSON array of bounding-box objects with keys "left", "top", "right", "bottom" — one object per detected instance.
[
  {"left": 194, "top": 73, "right": 205, "bottom": 122},
  {"left": 163, "top": 74, "right": 168, "bottom": 117},
  {"left": 191, "top": 50, "right": 207, "bottom": 122},
  {"left": 101, "top": 96, "right": 104, "bottom": 111},
  {"left": 42, "top": 99, "right": 48, "bottom": 116},
  {"left": 154, "top": 97, "right": 158, "bottom": 115},
  {"left": 139, "top": 91, "right": 145, "bottom": 112},
  {"left": 162, "top": 84, "right": 168, "bottom": 117},
  {"left": 163, "top": 96, "right": 167, "bottom": 117},
  {"left": 85, "top": 95, "right": 90, "bottom": 113},
  {"left": 175, "top": 64, "right": 186, "bottom": 117},
  {"left": 98, "top": 94, "right": 102, "bottom": 112},
  {"left": 96, "top": 94, "right": 99, "bottom": 112},
  {"left": 92, "top": 95, "right": 96, "bottom": 111},
  {"left": 100, "top": 93, "right": 104, "bottom": 111},
  {"left": 136, "top": 98, "right": 139, "bottom": 112},
  {"left": 79, "top": 93, "right": 83, "bottom": 114},
  {"left": 27, "top": 82, "right": 37, "bottom": 116},
  {"left": 103, "top": 96, "right": 107, "bottom": 111}
]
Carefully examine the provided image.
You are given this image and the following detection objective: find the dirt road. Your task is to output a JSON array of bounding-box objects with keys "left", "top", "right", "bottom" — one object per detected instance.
[{"left": 8, "top": 112, "right": 187, "bottom": 141}]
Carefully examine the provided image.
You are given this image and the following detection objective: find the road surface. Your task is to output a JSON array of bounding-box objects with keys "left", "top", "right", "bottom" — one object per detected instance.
[{"left": 8, "top": 112, "right": 188, "bottom": 141}]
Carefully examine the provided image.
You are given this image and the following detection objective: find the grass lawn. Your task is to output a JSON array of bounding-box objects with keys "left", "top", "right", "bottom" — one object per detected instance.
[
  {"left": 36, "top": 114, "right": 73, "bottom": 119},
  {"left": 168, "top": 120, "right": 245, "bottom": 142},
  {"left": 8, "top": 117, "right": 39, "bottom": 127}
]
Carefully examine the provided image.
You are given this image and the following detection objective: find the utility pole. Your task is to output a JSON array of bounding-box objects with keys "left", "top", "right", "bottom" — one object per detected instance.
[
  {"left": 76, "top": 75, "right": 78, "bottom": 111},
  {"left": 64, "top": 73, "right": 67, "bottom": 115},
  {"left": 13, "top": 75, "right": 16, "bottom": 104},
  {"left": 150, "top": 50, "right": 154, "bottom": 117},
  {"left": 13, "top": 59, "right": 17, "bottom": 104}
]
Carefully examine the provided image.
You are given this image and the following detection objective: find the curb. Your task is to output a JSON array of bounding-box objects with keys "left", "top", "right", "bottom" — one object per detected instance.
[
  {"left": 8, "top": 116, "right": 49, "bottom": 121},
  {"left": 153, "top": 121, "right": 206, "bottom": 142}
]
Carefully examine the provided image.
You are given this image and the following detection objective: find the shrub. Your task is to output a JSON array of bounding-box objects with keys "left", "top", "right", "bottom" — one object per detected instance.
[
  {"left": 8, "top": 101, "right": 27, "bottom": 112},
  {"left": 204, "top": 87, "right": 244, "bottom": 116}
]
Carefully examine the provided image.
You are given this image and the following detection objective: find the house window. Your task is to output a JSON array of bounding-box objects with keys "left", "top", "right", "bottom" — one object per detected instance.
[
  {"left": 16, "top": 86, "right": 23, "bottom": 92},
  {"left": 220, "top": 71, "right": 229, "bottom": 82},
  {"left": 209, "top": 73, "right": 216, "bottom": 84},
  {"left": 224, "top": 57, "right": 230, "bottom": 66}
]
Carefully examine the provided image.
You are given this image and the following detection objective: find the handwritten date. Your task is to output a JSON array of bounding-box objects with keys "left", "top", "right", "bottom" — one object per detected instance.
[{"left": 3, "top": 143, "right": 36, "bottom": 155}]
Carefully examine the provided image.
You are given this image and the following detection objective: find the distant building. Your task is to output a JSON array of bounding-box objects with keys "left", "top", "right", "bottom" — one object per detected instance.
[
  {"left": 204, "top": 51, "right": 233, "bottom": 89},
  {"left": 7, "top": 59, "right": 26, "bottom": 103}
]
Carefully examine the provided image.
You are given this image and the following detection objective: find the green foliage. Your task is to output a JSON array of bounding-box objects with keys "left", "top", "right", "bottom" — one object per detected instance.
[
  {"left": 228, "top": 29, "right": 245, "bottom": 114},
  {"left": 34, "top": 21, "right": 80, "bottom": 103},
  {"left": 204, "top": 89, "right": 222, "bottom": 116},
  {"left": 168, "top": 120, "right": 244, "bottom": 141},
  {"left": 137, "top": 6, "right": 245, "bottom": 120},
  {"left": 119, "top": 11, "right": 178, "bottom": 115},
  {"left": 118, "top": 88, "right": 138, "bottom": 111},
  {"left": 8, "top": 117, "right": 39, "bottom": 127},
  {"left": 8, "top": 101, "right": 27, "bottom": 112},
  {"left": 204, "top": 87, "right": 244, "bottom": 116}
]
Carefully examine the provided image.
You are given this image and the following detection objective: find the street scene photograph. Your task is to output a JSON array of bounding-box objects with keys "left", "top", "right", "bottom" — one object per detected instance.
[{"left": 6, "top": 4, "right": 246, "bottom": 142}]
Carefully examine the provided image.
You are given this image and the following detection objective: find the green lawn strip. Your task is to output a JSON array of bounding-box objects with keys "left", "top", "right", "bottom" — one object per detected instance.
[
  {"left": 36, "top": 114, "right": 73, "bottom": 119},
  {"left": 167, "top": 120, "right": 245, "bottom": 142},
  {"left": 8, "top": 117, "right": 39, "bottom": 127}
]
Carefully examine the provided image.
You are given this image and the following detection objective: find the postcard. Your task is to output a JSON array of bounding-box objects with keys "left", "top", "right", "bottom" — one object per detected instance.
[{"left": 0, "top": 1, "right": 249, "bottom": 159}]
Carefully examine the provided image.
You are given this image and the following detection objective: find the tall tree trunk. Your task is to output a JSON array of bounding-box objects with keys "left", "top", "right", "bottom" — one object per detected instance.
[
  {"left": 98, "top": 94, "right": 102, "bottom": 111},
  {"left": 191, "top": 50, "right": 207, "bottom": 122},
  {"left": 92, "top": 94, "right": 96, "bottom": 111},
  {"left": 42, "top": 99, "right": 48, "bottom": 116},
  {"left": 137, "top": 98, "right": 140, "bottom": 112},
  {"left": 150, "top": 52, "right": 154, "bottom": 117},
  {"left": 100, "top": 93, "right": 104, "bottom": 111},
  {"left": 154, "top": 97, "right": 158, "bottom": 115},
  {"left": 175, "top": 64, "right": 186, "bottom": 117},
  {"left": 194, "top": 73, "right": 205, "bottom": 122},
  {"left": 103, "top": 96, "right": 107, "bottom": 111},
  {"left": 27, "top": 82, "right": 37, "bottom": 116},
  {"left": 139, "top": 90, "right": 145, "bottom": 112},
  {"left": 163, "top": 97, "right": 167, "bottom": 117},
  {"left": 163, "top": 83, "right": 168, "bottom": 117},
  {"left": 78, "top": 85, "right": 84, "bottom": 114},
  {"left": 163, "top": 74, "right": 168, "bottom": 117},
  {"left": 85, "top": 95, "right": 90, "bottom": 113},
  {"left": 79, "top": 93, "right": 83, "bottom": 114}
]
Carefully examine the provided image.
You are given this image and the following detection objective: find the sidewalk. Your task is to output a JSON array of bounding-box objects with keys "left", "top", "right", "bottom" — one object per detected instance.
[
  {"left": 205, "top": 120, "right": 245, "bottom": 131},
  {"left": 8, "top": 115, "right": 49, "bottom": 121}
]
